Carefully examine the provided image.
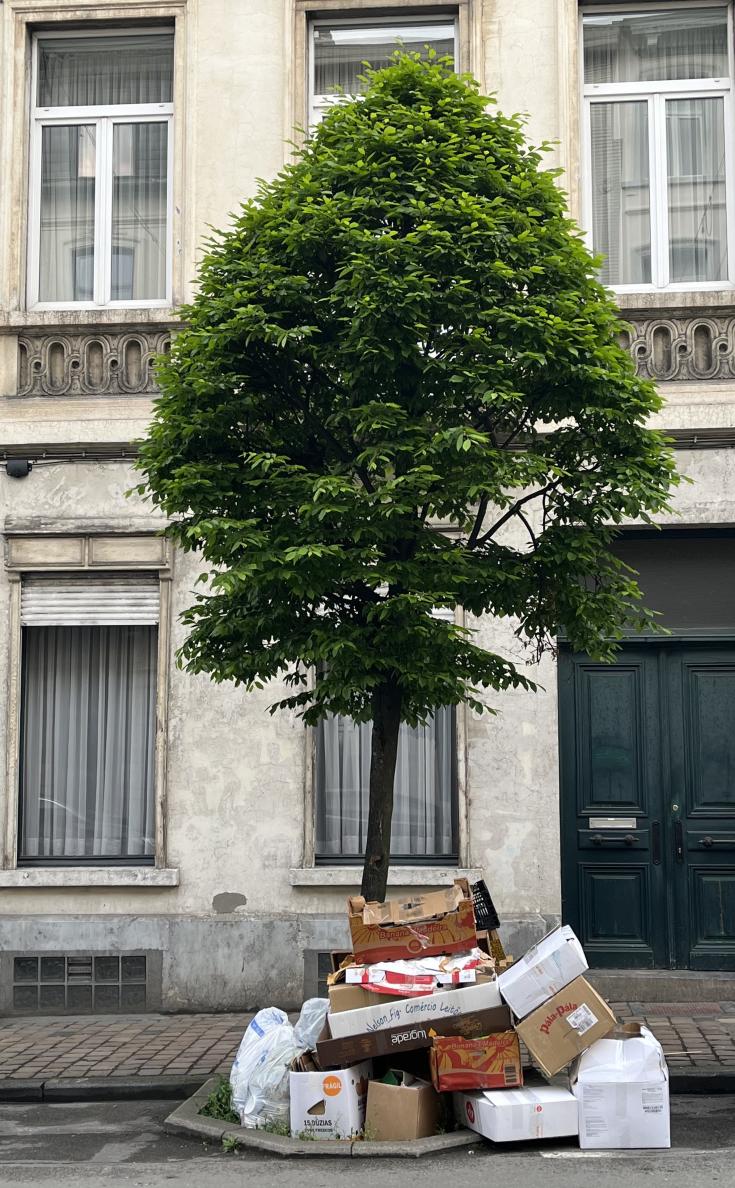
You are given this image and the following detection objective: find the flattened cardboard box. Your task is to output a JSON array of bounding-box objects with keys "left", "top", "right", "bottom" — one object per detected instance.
[
  {"left": 515, "top": 975, "right": 616, "bottom": 1077},
  {"left": 329, "top": 984, "right": 402, "bottom": 1014},
  {"left": 429, "top": 1030, "right": 522, "bottom": 1092},
  {"left": 356, "top": 880, "right": 468, "bottom": 927},
  {"left": 316, "top": 1004, "right": 512, "bottom": 1069},
  {"left": 328, "top": 978, "right": 502, "bottom": 1039},
  {"left": 348, "top": 882, "right": 477, "bottom": 963}
]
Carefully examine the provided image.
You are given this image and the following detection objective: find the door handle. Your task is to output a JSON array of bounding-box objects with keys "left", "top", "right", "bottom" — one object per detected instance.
[
  {"left": 701, "top": 836, "right": 735, "bottom": 848},
  {"left": 652, "top": 821, "right": 661, "bottom": 865},
  {"left": 674, "top": 820, "right": 684, "bottom": 863},
  {"left": 591, "top": 833, "right": 637, "bottom": 846}
]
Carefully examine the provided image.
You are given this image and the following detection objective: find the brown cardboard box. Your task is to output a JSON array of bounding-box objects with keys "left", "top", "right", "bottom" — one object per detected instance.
[
  {"left": 365, "top": 1073, "right": 442, "bottom": 1141},
  {"left": 316, "top": 1004, "right": 512, "bottom": 1069},
  {"left": 515, "top": 976, "right": 616, "bottom": 1077},
  {"left": 329, "top": 984, "right": 404, "bottom": 1013},
  {"left": 429, "top": 1031, "right": 523, "bottom": 1091},
  {"left": 358, "top": 881, "right": 468, "bottom": 927},
  {"left": 347, "top": 882, "right": 477, "bottom": 964}
]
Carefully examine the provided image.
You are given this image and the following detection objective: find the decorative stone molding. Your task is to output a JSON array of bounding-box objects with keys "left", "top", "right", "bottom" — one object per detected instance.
[
  {"left": 17, "top": 327, "right": 171, "bottom": 397},
  {"left": 620, "top": 309, "right": 735, "bottom": 382}
]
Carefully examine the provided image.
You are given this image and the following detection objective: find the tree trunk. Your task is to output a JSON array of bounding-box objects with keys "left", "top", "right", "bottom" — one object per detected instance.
[{"left": 360, "top": 678, "right": 403, "bottom": 902}]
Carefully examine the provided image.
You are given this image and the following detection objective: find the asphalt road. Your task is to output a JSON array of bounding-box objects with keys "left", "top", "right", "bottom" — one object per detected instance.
[{"left": 0, "top": 1096, "right": 734, "bottom": 1187}]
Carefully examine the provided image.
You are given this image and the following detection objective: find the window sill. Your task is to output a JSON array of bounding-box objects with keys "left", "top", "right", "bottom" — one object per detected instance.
[
  {"left": 0, "top": 867, "right": 179, "bottom": 888},
  {"left": 289, "top": 866, "right": 482, "bottom": 887},
  {"left": 0, "top": 309, "right": 180, "bottom": 332},
  {"left": 617, "top": 290, "right": 735, "bottom": 313}
]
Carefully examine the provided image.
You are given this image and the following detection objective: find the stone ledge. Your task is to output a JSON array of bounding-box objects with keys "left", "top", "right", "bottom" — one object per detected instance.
[
  {"left": 164, "top": 1077, "right": 480, "bottom": 1158},
  {"left": 289, "top": 866, "right": 483, "bottom": 887},
  {"left": 0, "top": 867, "right": 179, "bottom": 888}
]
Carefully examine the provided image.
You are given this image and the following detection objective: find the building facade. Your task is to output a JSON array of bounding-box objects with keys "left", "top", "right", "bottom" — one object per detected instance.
[{"left": 1, "top": 0, "right": 734, "bottom": 1014}]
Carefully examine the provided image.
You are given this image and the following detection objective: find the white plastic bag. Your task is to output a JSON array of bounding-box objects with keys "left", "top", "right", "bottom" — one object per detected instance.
[
  {"left": 230, "top": 1007, "right": 296, "bottom": 1129},
  {"left": 293, "top": 998, "right": 329, "bottom": 1054}
]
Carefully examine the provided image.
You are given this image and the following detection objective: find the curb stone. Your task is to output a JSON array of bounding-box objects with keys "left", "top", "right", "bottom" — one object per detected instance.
[
  {"left": 163, "top": 1077, "right": 481, "bottom": 1159},
  {"left": 0, "top": 1075, "right": 206, "bottom": 1103},
  {"left": 1, "top": 1065, "right": 734, "bottom": 1105}
]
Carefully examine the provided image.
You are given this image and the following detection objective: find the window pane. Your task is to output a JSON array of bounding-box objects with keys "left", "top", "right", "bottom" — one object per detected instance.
[
  {"left": 590, "top": 102, "right": 651, "bottom": 286},
  {"left": 112, "top": 122, "right": 168, "bottom": 301},
  {"left": 37, "top": 34, "right": 174, "bottom": 106},
  {"left": 667, "top": 97, "right": 728, "bottom": 283},
  {"left": 19, "top": 625, "right": 157, "bottom": 861},
  {"left": 584, "top": 9, "right": 728, "bottom": 84},
  {"left": 39, "top": 125, "right": 95, "bottom": 302},
  {"left": 313, "top": 21, "right": 454, "bottom": 97},
  {"left": 315, "top": 707, "right": 455, "bottom": 858}
]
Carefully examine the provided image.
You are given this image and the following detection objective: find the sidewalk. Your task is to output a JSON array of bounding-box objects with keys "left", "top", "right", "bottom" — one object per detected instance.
[{"left": 1, "top": 1002, "right": 734, "bottom": 1097}]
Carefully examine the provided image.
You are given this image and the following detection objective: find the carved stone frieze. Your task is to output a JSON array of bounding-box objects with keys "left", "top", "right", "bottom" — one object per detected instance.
[
  {"left": 17, "top": 328, "right": 171, "bottom": 397},
  {"left": 620, "top": 309, "right": 735, "bottom": 382}
]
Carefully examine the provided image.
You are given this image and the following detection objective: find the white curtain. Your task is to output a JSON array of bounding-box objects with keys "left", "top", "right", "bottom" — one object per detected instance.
[
  {"left": 590, "top": 101, "right": 651, "bottom": 286},
  {"left": 313, "top": 22, "right": 454, "bottom": 96},
  {"left": 39, "top": 125, "right": 96, "bottom": 302},
  {"left": 584, "top": 9, "right": 728, "bottom": 84},
  {"left": 316, "top": 707, "right": 455, "bottom": 858},
  {"left": 112, "top": 122, "right": 168, "bottom": 300},
  {"left": 37, "top": 34, "right": 174, "bottom": 106},
  {"left": 667, "top": 97, "right": 727, "bottom": 283},
  {"left": 19, "top": 626, "right": 157, "bottom": 860}
]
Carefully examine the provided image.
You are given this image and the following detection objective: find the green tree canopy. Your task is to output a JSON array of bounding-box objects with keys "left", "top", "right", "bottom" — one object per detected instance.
[{"left": 137, "top": 55, "right": 678, "bottom": 899}]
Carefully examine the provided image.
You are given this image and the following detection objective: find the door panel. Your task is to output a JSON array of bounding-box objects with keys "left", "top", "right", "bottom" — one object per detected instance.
[
  {"left": 577, "top": 664, "right": 648, "bottom": 813},
  {"left": 560, "top": 650, "right": 666, "bottom": 967},
  {"left": 580, "top": 865, "right": 655, "bottom": 965},
  {"left": 669, "top": 649, "right": 735, "bottom": 969},
  {"left": 684, "top": 667, "right": 735, "bottom": 814}
]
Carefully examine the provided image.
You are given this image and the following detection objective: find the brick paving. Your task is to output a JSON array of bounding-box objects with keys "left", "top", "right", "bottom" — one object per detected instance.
[
  {"left": 0, "top": 1004, "right": 734, "bottom": 1082},
  {"left": 0, "top": 1013, "right": 251, "bottom": 1081}
]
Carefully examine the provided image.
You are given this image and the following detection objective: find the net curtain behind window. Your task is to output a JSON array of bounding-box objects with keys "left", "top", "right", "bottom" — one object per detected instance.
[
  {"left": 18, "top": 579, "right": 159, "bottom": 862},
  {"left": 313, "top": 23, "right": 455, "bottom": 97},
  {"left": 584, "top": 9, "right": 728, "bottom": 84},
  {"left": 316, "top": 707, "right": 455, "bottom": 859},
  {"left": 37, "top": 34, "right": 174, "bottom": 107}
]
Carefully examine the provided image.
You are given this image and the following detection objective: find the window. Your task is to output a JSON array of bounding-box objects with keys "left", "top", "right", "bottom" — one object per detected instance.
[
  {"left": 17, "top": 576, "right": 159, "bottom": 864},
  {"left": 28, "top": 30, "right": 174, "bottom": 308},
  {"left": 309, "top": 15, "right": 457, "bottom": 124},
  {"left": 582, "top": 6, "right": 734, "bottom": 290},
  {"left": 315, "top": 708, "right": 458, "bottom": 862}
]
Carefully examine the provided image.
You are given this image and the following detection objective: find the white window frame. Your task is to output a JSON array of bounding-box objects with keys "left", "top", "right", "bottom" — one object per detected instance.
[
  {"left": 580, "top": 1, "right": 735, "bottom": 294},
  {"left": 27, "top": 27, "right": 174, "bottom": 312},
  {"left": 308, "top": 13, "right": 460, "bottom": 127}
]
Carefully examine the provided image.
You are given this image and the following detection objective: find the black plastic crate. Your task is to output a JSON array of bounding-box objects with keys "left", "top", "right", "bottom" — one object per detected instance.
[{"left": 471, "top": 879, "right": 500, "bottom": 931}]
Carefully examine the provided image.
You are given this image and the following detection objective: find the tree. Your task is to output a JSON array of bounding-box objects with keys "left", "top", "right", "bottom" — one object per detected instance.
[{"left": 136, "top": 54, "right": 678, "bottom": 903}]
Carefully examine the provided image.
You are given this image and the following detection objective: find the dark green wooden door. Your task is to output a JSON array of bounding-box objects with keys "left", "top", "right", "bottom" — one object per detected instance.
[{"left": 560, "top": 643, "right": 735, "bottom": 969}]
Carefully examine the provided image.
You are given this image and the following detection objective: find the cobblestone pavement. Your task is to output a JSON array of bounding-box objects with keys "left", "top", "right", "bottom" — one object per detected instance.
[
  {"left": 0, "top": 1003, "right": 734, "bottom": 1081},
  {"left": 0, "top": 1013, "right": 250, "bottom": 1080}
]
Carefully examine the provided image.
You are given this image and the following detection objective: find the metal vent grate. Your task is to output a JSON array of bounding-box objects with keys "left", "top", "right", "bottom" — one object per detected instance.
[
  {"left": 303, "top": 950, "right": 334, "bottom": 1001},
  {"left": 12, "top": 954, "right": 148, "bottom": 1013}
]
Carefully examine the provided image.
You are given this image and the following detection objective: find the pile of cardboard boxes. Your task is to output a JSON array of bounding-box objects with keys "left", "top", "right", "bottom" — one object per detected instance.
[{"left": 286, "top": 878, "right": 670, "bottom": 1148}]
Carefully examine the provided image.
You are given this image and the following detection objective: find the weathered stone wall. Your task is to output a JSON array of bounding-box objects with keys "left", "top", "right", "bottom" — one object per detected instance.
[{"left": 1, "top": 0, "right": 735, "bottom": 1008}]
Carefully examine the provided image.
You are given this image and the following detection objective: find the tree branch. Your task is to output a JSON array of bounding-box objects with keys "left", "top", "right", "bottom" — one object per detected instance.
[{"left": 473, "top": 477, "right": 564, "bottom": 547}]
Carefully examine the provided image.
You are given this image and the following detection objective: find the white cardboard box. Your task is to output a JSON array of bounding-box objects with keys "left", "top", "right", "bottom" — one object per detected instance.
[
  {"left": 327, "top": 978, "right": 502, "bottom": 1039},
  {"left": 498, "top": 925, "right": 588, "bottom": 1019},
  {"left": 289, "top": 1060, "right": 372, "bottom": 1140},
  {"left": 454, "top": 1085, "right": 579, "bottom": 1143},
  {"left": 571, "top": 1025, "right": 670, "bottom": 1149}
]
